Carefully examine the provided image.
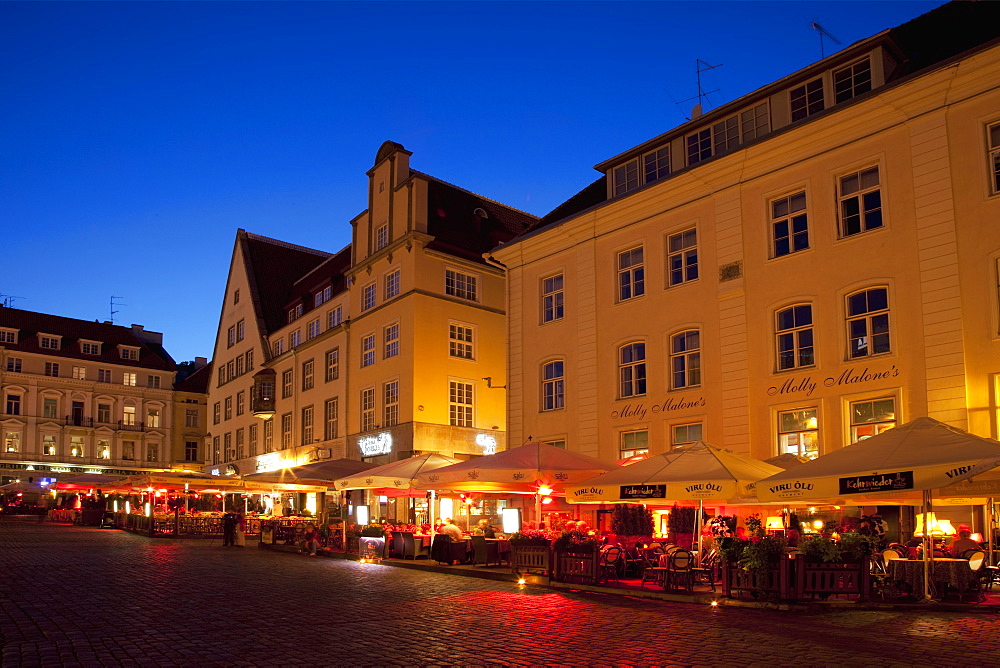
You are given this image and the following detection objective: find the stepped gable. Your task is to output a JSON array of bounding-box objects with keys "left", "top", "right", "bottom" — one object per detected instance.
[
  {"left": 0, "top": 306, "right": 175, "bottom": 370},
  {"left": 241, "top": 231, "right": 331, "bottom": 335}
]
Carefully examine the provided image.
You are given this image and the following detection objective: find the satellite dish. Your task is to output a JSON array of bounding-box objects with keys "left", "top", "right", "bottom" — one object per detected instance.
[{"left": 691, "top": 103, "right": 703, "bottom": 119}]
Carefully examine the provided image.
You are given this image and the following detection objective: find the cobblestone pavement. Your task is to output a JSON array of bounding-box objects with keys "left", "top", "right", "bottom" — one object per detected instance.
[{"left": 2, "top": 521, "right": 999, "bottom": 667}]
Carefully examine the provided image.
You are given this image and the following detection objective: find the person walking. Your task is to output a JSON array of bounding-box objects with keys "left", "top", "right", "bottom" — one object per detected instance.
[{"left": 222, "top": 512, "right": 238, "bottom": 547}]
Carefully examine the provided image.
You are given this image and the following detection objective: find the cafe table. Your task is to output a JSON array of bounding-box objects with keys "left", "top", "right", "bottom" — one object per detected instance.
[{"left": 887, "top": 558, "right": 977, "bottom": 599}]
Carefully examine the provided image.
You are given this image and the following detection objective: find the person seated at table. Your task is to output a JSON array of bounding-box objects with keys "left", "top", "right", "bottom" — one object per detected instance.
[
  {"left": 439, "top": 518, "right": 463, "bottom": 542},
  {"left": 948, "top": 528, "right": 980, "bottom": 557},
  {"left": 476, "top": 519, "right": 496, "bottom": 538}
]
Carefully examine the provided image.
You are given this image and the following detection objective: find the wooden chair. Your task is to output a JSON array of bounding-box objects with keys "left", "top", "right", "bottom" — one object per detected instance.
[
  {"left": 471, "top": 535, "right": 501, "bottom": 567},
  {"left": 599, "top": 546, "right": 622, "bottom": 584},
  {"left": 639, "top": 553, "right": 667, "bottom": 589},
  {"left": 665, "top": 549, "right": 695, "bottom": 592},
  {"left": 692, "top": 549, "right": 719, "bottom": 591}
]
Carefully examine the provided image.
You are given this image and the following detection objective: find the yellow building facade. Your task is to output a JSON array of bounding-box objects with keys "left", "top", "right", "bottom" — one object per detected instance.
[{"left": 492, "top": 3, "right": 1000, "bottom": 470}]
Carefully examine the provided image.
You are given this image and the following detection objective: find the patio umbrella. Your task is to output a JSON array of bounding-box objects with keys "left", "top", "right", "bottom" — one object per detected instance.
[
  {"left": 242, "top": 458, "right": 375, "bottom": 487},
  {"left": 55, "top": 473, "right": 126, "bottom": 490},
  {"left": 0, "top": 481, "right": 49, "bottom": 494},
  {"left": 753, "top": 416, "right": 1000, "bottom": 600}
]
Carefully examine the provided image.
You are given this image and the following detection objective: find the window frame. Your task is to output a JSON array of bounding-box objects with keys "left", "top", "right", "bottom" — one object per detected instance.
[
  {"left": 361, "top": 387, "right": 376, "bottom": 432},
  {"left": 620, "top": 429, "right": 649, "bottom": 460},
  {"left": 385, "top": 268, "right": 401, "bottom": 300},
  {"left": 384, "top": 322, "right": 400, "bottom": 359},
  {"left": 445, "top": 268, "right": 479, "bottom": 302},
  {"left": 669, "top": 329, "right": 701, "bottom": 390},
  {"left": 448, "top": 322, "right": 474, "bottom": 360},
  {"left": 302, "top": 359, "right": 315, "bottom": 391},
  {"left": 383, "top": 380, "right": 399, "bottom": 427},
  {"left": 849, "top": 396, "right": 897, "bottom": 442},
  {"left": 833, "top": 57, "right": 872, "bottom": 104},
  {"left": 777, "top": 407, "right": 819, "bottom": 460},
  {"left": 362, "top": 282, "right": 377, "bottom": 311},
  {"left": 775, "top": 303, "right": 815, "bottom": 371},
  {"left": 838, "top": 165, "right": 883, "bottom": 238},
  {"left": 770, "top": 191, "right": 809, "bottom": 258},
  {"left": 790, "top": 76, "right": 824, "bottom": 122},
  {"left": 448, "top": 380, "right": 474, "bottom": 428},
  {"left": 671, "top": 422, "right": 703, "bottom": 449},
  {"left": 541, "top": 273, "right": 565, "bottom": 324},
  {"left": 618, "top": 341, "right": 647, "bottom": 399},
  {"left": 666, "top": 228, "right": 698, "bottom": 287},
  {"left": 325, "top": 348, "right": 340, "bottom": 382},
  {"left": 988, "top": 120, "right": 1000, "bottom": 196},
  {"left": 541, "top": 360, "right": 565, "bottom": 412},
  {"left": 361, "top": 333, "right": 376, "bottom": 368},
  {"left": 324, "top": 397, "right": 339, "bottom": 440},
  {"left": 617, "top": 246, "right": 645, "bottom": 302},
  {"left": 846, "top": 286, "right": 891, "bottom": 359}
]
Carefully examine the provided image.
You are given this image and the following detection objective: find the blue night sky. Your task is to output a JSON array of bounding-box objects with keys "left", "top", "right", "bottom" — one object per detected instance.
[{"left": 2, "top": 1, "right": 944, "bottom": 364}]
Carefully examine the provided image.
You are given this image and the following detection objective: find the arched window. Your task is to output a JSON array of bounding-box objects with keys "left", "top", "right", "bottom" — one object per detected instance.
[
  {"left": 775, "top": 304, "right": 814, "bottom": 370},
  {"left": 670, "top": 329, "right": 701, "bottom": 389},
  {"left": 541, "top": 361, "right": 565, "bottom": 411},
  {"left": 846, "top": 287, "right": 890, "bottom": 358},
  {"left": 619, "top": 342, "right": 646, "bottom": 398}
]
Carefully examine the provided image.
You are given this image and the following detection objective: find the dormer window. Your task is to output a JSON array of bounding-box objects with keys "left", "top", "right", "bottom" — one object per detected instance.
[
  {"left": 790, "top": 77, "right": 824, "bottom": 122},
  {"left": 39, "top": 334, "right": 61, "bottom": 350},
  {"left": 80, "top": 340, "right": 101, "bottom": 355},
  {"left": 119, "top": 346, "right": 140, "bottom": 361},
  {"left": 288, "top": 304, "right": 303, "bottom": 323},
  {"left": 314, "top": 286, "right": 332, "bottom": 308},
  {"left": 375, "top": 223, "right": 389, "bottom": 251},
  {"left": 0, "top": 328, "right": 16, "bottom": 344},
  {"left": 834, "top": 58, "right": 872, "bottom": 104}
]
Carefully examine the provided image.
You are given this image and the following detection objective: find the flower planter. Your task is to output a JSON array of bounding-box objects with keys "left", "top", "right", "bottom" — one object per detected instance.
[
  {"left": 722, "top": 557, "right": 794, "bottom": 600},
  {"left": 796, "top": 558, "right": 871, "bottom": 601},
  {"left": 510, "top": 541, "right": 551, "bottom": 577},
  {"left": 554, "top": 547, "right": 600, "bottom": 584}
]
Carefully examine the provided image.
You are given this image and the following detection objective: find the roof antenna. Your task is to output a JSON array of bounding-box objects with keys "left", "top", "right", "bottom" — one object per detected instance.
[
  {"left": 810, "top": 21, "right": 842, "bottom": 59},
  {"left": 0, "top": 294, "right": 25, "bottom": 308},
  {"left": 110, "top": 295, "right": 126, "bottom": 324},
  {"left": 676, "top": 59, "right": 722, "bottom": 120}
]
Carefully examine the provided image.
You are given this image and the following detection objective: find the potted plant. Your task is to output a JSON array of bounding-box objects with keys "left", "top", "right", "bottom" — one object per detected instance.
[
  {"left": 553, "top": 530, "right": 600, "bottom": 583},
  {"left": 796, "top": 533, "right": 872, "bottom": 600},
  {"left": 611, "top": 504, "right": 654, "bottom": 548},
  {"left": 510, "top": 529, "right": 552, "bottom": 578},
  {"left": 667, "top": 503, "right": 697, "bottom": 550}
]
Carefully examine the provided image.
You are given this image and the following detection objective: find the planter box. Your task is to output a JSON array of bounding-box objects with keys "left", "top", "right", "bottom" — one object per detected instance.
[
  {"left": 722, "top": 557, "right": 793, "bottom": 600},
  {"left": 796, "top": 558, "right": 871, "bottom": 601},
  {"left": 554, "top": 548, "right": 599, "bottom": 585},
  {"left": 510, "top": 543, "right": 551, "bottom": 577}
]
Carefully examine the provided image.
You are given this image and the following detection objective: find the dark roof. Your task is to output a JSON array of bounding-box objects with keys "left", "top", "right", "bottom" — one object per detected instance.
[
  {"left": 174, "top": 361, "right": 212, "bottom": 393},
  {"left": 240, "top": 231, "right": 331, "bottom": 335},
  {"left": 886, "top": 1, "right": 1000, "bottom": 79},
  {"left": 0, "top": 306, "right": 176, "bottom": 371},
  {"left": 285, "top": 244, "right": 352, "bottom": 313},
  {"left": 527, "top": 176, "right": 607, "bottom": 235},
  {"left": 420, "top": 173, "right": 537, "bottom": 263}
]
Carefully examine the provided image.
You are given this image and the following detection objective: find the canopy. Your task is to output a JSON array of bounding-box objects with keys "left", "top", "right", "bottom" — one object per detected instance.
[
  {"left": 243, "top": 458, "right": 375, "bottom": 487},
  {"left": 414, "top": 441, "right": 617, "bottom": 494},
  {"left": 0, "top": 481, "right": 50, "bottom": 494},
  {"left": 566, "top": 441, "right": 783, "bottom": 504},
  {"left": 754, "top": 417, "right": 1000, "bottom": 503},
  {"left": 55, "top": 473, "right": 126, "bottom": 490},
  {"left": 332, "top": 453, "right": 460, "bottom": 492}
]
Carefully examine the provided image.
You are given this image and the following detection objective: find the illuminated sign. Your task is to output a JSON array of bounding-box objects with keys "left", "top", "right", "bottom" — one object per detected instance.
[
  {"left": 358, "top": 432, "right": 392, "bottom": 457},
  {"left": 475, "top": 433, "right": 497, "bottom": 455},
  {"left": 256, "top": 452, "right": 285, "bottom": 473},
  {"left": 210, "top": 468, "right": 220, "bottom": 476}
]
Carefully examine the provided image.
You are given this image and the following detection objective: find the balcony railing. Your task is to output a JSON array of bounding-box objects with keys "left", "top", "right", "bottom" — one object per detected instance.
[
  {"left": 117, "top": 421, "right": 145, "bottom": 432},
  {"left": 63, "top": 416, "right": 95, "bottom": 427}
]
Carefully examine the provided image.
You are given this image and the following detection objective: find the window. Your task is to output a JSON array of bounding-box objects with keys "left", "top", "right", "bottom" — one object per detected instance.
[
  {"left": 385, "top": 269, "right": 400, "bottom": 300},
  {"left": 778, "top": 408, "right": 819, "bottom": 460},
  {"left": 988, "top": 121, "right": 1000, "bottom": 195},
  {"left": 361, "top": 388, "right": 376, "bottom": 431},
  {"left": 185, "top": 408, "right": 199, "bottom": 427},
  {"left": 613, "top": 158, "right": 640, "bottom": 196},
  {"left": 541, "top": 361, "right": 565, "bottom": 411},
  {"left": 273, "top": 339, "right": 286, "bottom": 356},
  {"left": 226, "top": 431, "right": 235, "bottom": 459},
  {"left": 713, "top": 116, "right": 739, "bottom": 156},
  {"left": 325, "top": 348, "right": 339, "bottom": 382},
  {"left": 361, "top": 334, "right": 376, "bottom": 367},
  {"left": 5, "top": 394, "right": 20, "bottom": 415},
  {"left": 850, "top": 397, "right": 896, "bottom": 442},
  {"left": 324, "top": 397, "right": 339, "bottom": 440},
  {"left": 448, "top": 324, "right": 473, "bottom": 359},
  {"left": 740, "top": 103, "right": 769, "bottom": 142},
  {"left": 288, "top": 304, "right": 303, "bottom": 323},
  {"left": 363, "top": 283, "right": 377, "bottom": 311},
  {"left": 249, "top": 423, "right": 258, "bottom": 456},
  {"left": 315, "top": 286, "right": 332, "bottom": 307},
  {"left": 147, "top": 408, "right": 160, "bottom": 428},
  {"left": 184, "top": 441, "right": 199, "bottom": 462},
  {"left": 233, "top": 289, "right": 240, "bottom": 305},
  {"left": 847, "top": 287, "right": 890, "bottom": 358},
  {"left": 70, "top": 436, "right": 84, "bottom": 457},
  {"left": 838, "top": 166, "right": 882, "bottom": 237},
  {"left": 72, "top": 366, "right": 86, "bottom": 380},
  {"left": 263, "top": 420, "right": 273, "bottom": 453},
  {"left": 290, "top": 330, "right": 301, "bottom": 348},
  {"left": 619, "top": 342, "right": 646, "bottom": 398},
  {"left": 281, "top": 413, "right": 292, "bottom": 449},
  {"left": 547, "top": 440, "right": 567, "bottom": 450},
  {"left": 44, "top": 362, "right": 60, "bottom": 377},
  {"left": 687, "top": 128, "right": 712, "bottom": 165},
  {"left": 833, "top": 58, "right": 871, "bottom": 104},
  {"left": 301, "top": 405, "right": 314, "bottom": 445},
  {"left": 5, "top": 432, "right": 19, "bottom": 453},
  {"left": 776, "top": 304, "right": 814, "bottom": 370},
  {"left": 43, "top": 398, "right": 58, "bottom": 419},
  {"left": 122, "top": 441, "right": 135, "bottom": 461},
  {"left": 302, "top": 359, "right": 315, "bottom": 391},
  {"left": 383, "top": 380, "right": 399, "bottom": 428},
  {"left": 643, "top": 147, "right": 671, "bottom": 185},
  {"left": 384, "top": 323, "right": 399, "bottom": 359},
  {"left": 227, "top": 325, "right": 236, "bottom": 348},
  {"left": 445, "top": 269, "right": 478, "bottom": 301},
  {"left": 790, "top": 77, "right": 824, "bottom": 121},
  {"left": 670, "top": 330, "right": 701, "bottom": 389},
  {"left": 39, "top": 335, "right": 60, "bottom": 350},
  {"left": 617, "top": 247, "right": 644, "bottom": 301},
  {"left": 98, "top": 368, "right": 111, "bottom": 383},
  {"left": 245, "top": 350, "right": 253, "bottom": 372},
  {"left": 81, "top": 341, "right": 100, "bottom": 355},
  {"left": 542, "top": 274, "right": 564, "bottom": 323},
  {"left": 0, "top": 329, "right": 16, "bottom": 344},
  {"left": 281, "top": 369, "right": 293, "bottom": 398},
  {"left": 771, "top": 191, "right": 809, "bottom": 257},
  {"left": 376, "top": 223, "right": 389, "bottom": 251},
  {"left": 123, "top": 372, "right": 136, "bottom": 386},
  {"left": 120, "top": 347, "right": 138, "bottom": 360},
  {"left": 620, "top": 430, "right": 649, "bottom": 459},
  {"left": 98, "top": 440, "right": 110, "bottom": 459},
  {"left": 219, "top": 367, "right": 226, "bottom": 386},
  {"left": 672, "top": 423, "right": 703, "bottom": 448},
  {"left": 667, "top": 229, "right": 698, "bottom": 286},
  {"left": 98, "top": 403, "right": 111, "bottom": 424},
  {"left": 213, "top": 402, "right": 221, "bottom": 425},
  {"left": 328, "top": 306, "right": 343, "bottom": 329},
  {"left": 236, "top": 355, "right": 245, "bottom": 377},
  {"left": 224, "top": 396, "right": 233, "bottom": 421},
  {"left": 227, "top": 360, "right": 235, "bottom": 380},
  {"left": 6, "top": 358, "right": 21, "bottom": 373},
  {"left": 307, "top": 319, "right": 320, "bottom": 340},
  {"left": 237, "top": 319, "right": 244, "bottom": 342},
  {"left": 449, "top": 381, "right": 473, "bottom": 427},
  {"left": 42, "top": 435, "right": 56, "bottom": 455},
  {"left": 147, "top": 375, "right": 161, "bottom": 389},
  {"left": 236, "top": 391, "right": 245, "bottom": 416}
]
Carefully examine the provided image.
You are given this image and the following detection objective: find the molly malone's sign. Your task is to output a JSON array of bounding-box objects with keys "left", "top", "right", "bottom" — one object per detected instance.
[
  {"left": 838, "top": 471, "right": 914, "bottom": 495},
  {"left": 767, "top": 365, "right": 901, "bottom": 398},
  {"left": 611, "top": 396, "right": 705, "bottom": 420}
]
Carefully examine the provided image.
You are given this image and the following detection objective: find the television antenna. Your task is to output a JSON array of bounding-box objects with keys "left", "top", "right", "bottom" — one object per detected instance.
[
  {"left": 810, "top": 21, "right": 842, "bottom": 59},
  {"left": 0, "top": 294, "right": 26, "bottom": 308},
  {"left": 674, "top": 59, "right": 723, "bottom": 120},
  {"left": 110, "top": 295, "right": 126, "bottom": 324}
]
